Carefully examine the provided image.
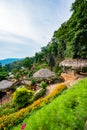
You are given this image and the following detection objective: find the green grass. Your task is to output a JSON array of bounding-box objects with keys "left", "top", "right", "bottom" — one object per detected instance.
[{"left": 12, "top": 78, "right": 87, "bottom": 130}]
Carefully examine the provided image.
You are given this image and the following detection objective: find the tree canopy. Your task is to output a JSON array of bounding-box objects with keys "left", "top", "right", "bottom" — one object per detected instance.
[{"left": 32, "top": 0, "right": 87, "bottom": 68}]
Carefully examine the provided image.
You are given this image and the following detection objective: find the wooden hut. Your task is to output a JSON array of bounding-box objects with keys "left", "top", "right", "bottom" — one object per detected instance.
[
  {"left": 59, "top": 59, "right": 87, "bottom": 75},
  {"left": 33, "top": 68, "right": 56, "bottom": 79},
  {"left": 0, "top": 80, "right": 15, "bottom": 104},
  {"left": 0, "top": 80, "right": 14, "bottom": 91}
]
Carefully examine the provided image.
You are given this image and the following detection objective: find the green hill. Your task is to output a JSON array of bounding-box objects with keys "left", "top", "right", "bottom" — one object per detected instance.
[
  {"left": 13, "top": 78, "right": 87, "bottom": 130},
  {"left": 0, "top": 58, "right": 22, "bottom": 66}
]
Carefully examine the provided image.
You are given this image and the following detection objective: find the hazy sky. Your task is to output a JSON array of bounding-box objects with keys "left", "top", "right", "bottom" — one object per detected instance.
[{"left": 0, "top": 0, "right": 74, "bottom": 59}]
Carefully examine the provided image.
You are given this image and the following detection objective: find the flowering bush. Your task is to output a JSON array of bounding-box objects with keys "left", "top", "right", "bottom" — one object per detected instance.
[
  {"left": 0, "top": 83, "right": 66, "bottom": 130},
  {"left": 21, "top": 123, "right": 26, "bottom": 130},
  {"left": 12, "top": 86, "right": 34, "bottom": 109}
]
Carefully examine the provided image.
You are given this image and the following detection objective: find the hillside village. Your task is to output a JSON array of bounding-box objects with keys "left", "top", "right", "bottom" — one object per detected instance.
[
  {"left": 0, "top": 0, "right": 87, "bottom": 130},
  {"left": 0, "top": 59, "right": 87, "bottom": 105}
]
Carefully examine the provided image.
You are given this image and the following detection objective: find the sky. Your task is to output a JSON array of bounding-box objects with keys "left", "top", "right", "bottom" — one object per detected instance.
[{"left": 0, "top": 0, "right": 75, "bottom": 59}]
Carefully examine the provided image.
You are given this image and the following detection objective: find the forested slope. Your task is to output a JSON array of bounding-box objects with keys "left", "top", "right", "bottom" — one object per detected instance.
[{"left": 5, "top": 0, "right": 87, "bottom": 74}]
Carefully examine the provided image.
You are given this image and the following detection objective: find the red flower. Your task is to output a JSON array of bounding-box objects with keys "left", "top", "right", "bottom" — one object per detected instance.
[{"left": 21, "top": 123, "right": 26, "bottom": 130}]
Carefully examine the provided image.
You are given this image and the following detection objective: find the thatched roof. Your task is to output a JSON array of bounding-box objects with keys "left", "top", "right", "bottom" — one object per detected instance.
[
  {"left": 0, "top": 80, "right": 14, "bottom": 90},
  {"left": 33, "top": 68, "right": 56, "bottom": 79},
  {"left": 60, "top": 59, "right": 87, "bottom": 69}
]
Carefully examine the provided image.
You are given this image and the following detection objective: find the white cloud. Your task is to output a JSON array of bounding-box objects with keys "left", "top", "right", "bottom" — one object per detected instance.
[
  {"left": 0, "top": 0, "right": 75, "bottom": 59},
  {"left": 0, "top": 1, "right": 40, "bottom": 43}
]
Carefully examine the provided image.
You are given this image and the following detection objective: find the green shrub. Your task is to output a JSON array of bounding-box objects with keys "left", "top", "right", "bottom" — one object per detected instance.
[
  {"left": 0, "top": 102, "right": 14, "bottom": 117},
  {"left": 49, "top": 77, "right": 58, "bottom": 84},
  {"left": 54, "top": 66, "right": 62, "bottom": 76},
  {"left": 40, "top": 81, "right": 47, "bottom": 89},
  {"left": 0, "top": 67, "right": 8, "bottom": 81},
  {"left": 28, "top": 70, "right": 34, "bottom": 77},
  {"left": 82, "top": 67, "right": 87, "bottom": 73},
  {"left": 35, "top": 63, "right": 49, "bottom": 71},
  {"left": 29, "top": 78, "right": 37, "bottom": 86},
  {"left": 34, "top": 88, "right": 46, "bottom": 100},
  {"left": 0, "top": 108, "right": 16, "bottom": 117},
  {"left": 12, "top": 86, "right": 34, "bottom": 109}
]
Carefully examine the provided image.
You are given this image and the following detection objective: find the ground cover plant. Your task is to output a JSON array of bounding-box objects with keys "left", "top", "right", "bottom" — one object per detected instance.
[
  {"left": 13, "top": 78, "right": 87, "bottom": 130},
  {"left": 0, "top": 102, "right": 17, "bottom": 117}
]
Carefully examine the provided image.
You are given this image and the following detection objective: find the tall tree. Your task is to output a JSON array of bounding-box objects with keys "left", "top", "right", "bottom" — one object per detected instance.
[
  {"left": 0, "top": 63, "right": 2, "bottom": 68},
  {"left": 22, "top": 57, "right": 32, "bottom": 69},
  {"left": 51, "top": 0, "right": 87, "bottom": 59}
]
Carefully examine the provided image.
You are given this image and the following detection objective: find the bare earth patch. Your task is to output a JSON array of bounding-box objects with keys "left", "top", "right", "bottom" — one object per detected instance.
[{"left": 46, "top": 73, "right": 87, "bottom": 95}]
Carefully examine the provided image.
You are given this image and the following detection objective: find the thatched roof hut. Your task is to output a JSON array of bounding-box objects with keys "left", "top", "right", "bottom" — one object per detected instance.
[
  {"left": 33, "top": 68, "right": 56, "bottom": 79},
  {"left": 0, "top": 80, "right": 14, "bottom": 90},
  {"left": 60, "top": 59, "right": 87, "bottom": 69}
]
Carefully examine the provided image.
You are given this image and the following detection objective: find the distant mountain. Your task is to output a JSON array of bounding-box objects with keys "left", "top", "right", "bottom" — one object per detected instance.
[{"left": 0, "top": 58, "right": 23, "bottom": 66}]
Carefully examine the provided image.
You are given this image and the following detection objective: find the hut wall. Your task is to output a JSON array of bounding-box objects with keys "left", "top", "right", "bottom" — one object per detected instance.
[{"left": 63, "top": 67, "right": 75, "bottom": 75}]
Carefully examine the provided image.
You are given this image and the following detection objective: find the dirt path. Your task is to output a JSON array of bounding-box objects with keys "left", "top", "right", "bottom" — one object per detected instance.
[
  {"left": 46, "top": 74, "right": 87, "bottom": 95},
  {"left": 0, "top": 92, "right": 12, "bottom": 105},
  {"left": 46, "top": 83, "right": 59, "bottom": 95}
]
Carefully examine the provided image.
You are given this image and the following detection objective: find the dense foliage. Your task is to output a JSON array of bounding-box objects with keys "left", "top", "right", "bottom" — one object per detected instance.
[
  {"left": 33, "top": 0, "right": 87, "bottom": 63},
  {"left": 22, "top": 0, "right": 87, "bottom": 72},
  {"left": 53, "top": 0, "right": 87, "bottom": 59},
  {"left": 12, "top": 87, "right": 34, "bottom": 109},
  {"left": 40, "top": 81, "right": 47, "bottom": 89},
  {"left": 0, "top": 63, "right": 8, "bottom": 81},
  {"left": 5, "top": 60, "right": 22, "bottom": 73}
]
